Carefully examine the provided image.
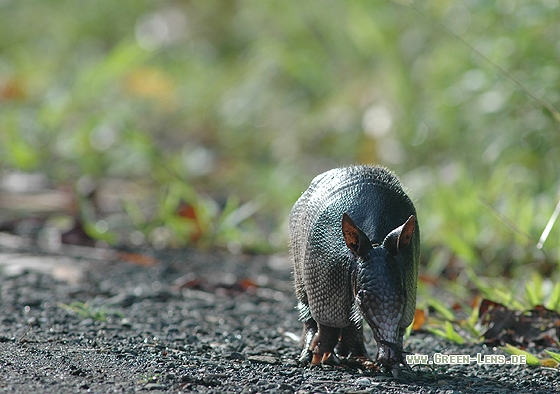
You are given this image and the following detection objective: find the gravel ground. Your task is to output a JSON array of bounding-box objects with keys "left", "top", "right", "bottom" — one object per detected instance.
[{"left": 0, "top": 239, "right": 558, "bottom": 393}]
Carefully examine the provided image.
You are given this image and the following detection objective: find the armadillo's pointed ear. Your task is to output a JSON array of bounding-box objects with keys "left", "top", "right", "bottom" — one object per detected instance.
[
  {"left": 382, "top": 215, "right": 415, "bottom": 256},
  {"left": 342, "top": 213, "right": 373, "bottom": 257}
]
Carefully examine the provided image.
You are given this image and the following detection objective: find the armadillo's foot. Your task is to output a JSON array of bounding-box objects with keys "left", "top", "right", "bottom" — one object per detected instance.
[
  {"left": 299, "top": 349, "right": 340, "bottom": 366},
  {"left": 307, "top": 324, "right": 340, "bottom": 366},
  {"left": 311, "top": 350, "right": 340, "bottom": 366},
  {"left": 335, "top": 323, "right": 369, "bottom": 360},
  {"left": 299, "top": 320, "right": 344, "bottom": 366}
]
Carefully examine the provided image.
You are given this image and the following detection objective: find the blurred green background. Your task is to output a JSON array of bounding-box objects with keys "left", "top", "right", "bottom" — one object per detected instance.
[{"left": 1, "top": 0, "right": 559, "bottom": 293}]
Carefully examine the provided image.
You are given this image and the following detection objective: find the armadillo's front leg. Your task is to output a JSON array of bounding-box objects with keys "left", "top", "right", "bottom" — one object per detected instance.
[
  {"left": 308, "top": 323, "right": 341, "bottom": 365},
  {"left": 299, "top": 319, "right": 341, "bottom": 365}
]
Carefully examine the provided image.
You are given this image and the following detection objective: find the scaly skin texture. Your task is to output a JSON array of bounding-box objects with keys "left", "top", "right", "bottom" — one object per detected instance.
[{"left": 290, "top": 165, "right": 420, "bottom": 371}]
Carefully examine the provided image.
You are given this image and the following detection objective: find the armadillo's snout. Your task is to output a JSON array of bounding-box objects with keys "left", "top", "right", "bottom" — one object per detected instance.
[
  {"left": 357, "top": 250, "right": 406, "bottom": 367},
  {"left": 360, "top": 302, "right": 403, "bottom": 366},
  {"left": 376, "top": 339, "right": 403, "bottom": 366}
]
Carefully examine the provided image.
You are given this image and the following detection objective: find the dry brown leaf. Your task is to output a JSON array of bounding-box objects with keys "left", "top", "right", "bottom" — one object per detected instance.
[
  {"left": 478, "top": 299, "right": 560, "bottom": 346},
  {"left": 124, "top": 68, "right": 176, "bottom": 110},
  {"left": 118, "top": 252, "right": 158, "bottom": 267},
  {"left": 412, "top": 308, "right": 426, "bottom": 331},
  {"left": 177, "top": 202, "right": 202, "bottom": 243}
]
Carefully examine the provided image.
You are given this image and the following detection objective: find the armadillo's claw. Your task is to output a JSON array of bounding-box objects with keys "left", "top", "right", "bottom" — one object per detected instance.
[
  {"left": 310, "top": 345, "right": 329, "bottom": 365},
  {"left": 299, "top": 349, "right": 313, "bottom": 365},
  {"left": 311, "top": 351, "right": 323, "bottom": 365},
  {"left": 321, "top": 352, "right": 331, "bottom": 363},
  {"left": 326, "top": 352, "right": 341, "bottom": 365},
  {"left": 310, "top": 350, "right": 341, "bottom": 366}
]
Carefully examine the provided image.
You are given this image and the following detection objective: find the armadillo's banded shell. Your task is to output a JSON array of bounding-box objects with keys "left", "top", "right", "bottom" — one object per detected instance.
[{"left": 290, "top": 165, "right": 419, "bottom": 329}]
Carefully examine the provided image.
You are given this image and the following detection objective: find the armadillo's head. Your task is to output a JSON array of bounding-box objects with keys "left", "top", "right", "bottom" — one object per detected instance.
[{"left": 341, "top": 213, "right": 416, "bottom": 369}]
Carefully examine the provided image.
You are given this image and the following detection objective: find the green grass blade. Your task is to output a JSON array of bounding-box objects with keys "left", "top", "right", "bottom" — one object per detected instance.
[
  {"left": 544, "top": 350, "right": 560, "bottom": 363},
  {"left": 500, "top": 344, "right": 540, "bottom": 366}
]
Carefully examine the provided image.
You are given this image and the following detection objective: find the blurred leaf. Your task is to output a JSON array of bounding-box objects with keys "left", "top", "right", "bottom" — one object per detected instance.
[
  {"left": 500, "top": 344, "right": 540, "bottom": 367},
  {"left": 117, "top": 252, "right": 158, "bottom": 267},
  {"left": 544, "top": 350, "right": 560, "bottom": 363},
  {"left": 124, "top": 67, "right": 176, "bottom": 110},
  {"left": 540, "top": 358, "right": 559, "bottom": 368},
  {"left": 426, "top": 321, "right": 465, "bottom": 344},
  {"left": 427, "top": 297, "right": 455, "bottom": 321},
  {"left": 0, "top": 77, "right": 26, "bottom": 101},
  {"left": 444, "top": 321, "right": 465, "bottom": 345},
  {"left": 525, "top": 273, "right": 543, "bottom": 308},
  {"left": 59, "top": 301, "right": 123, "bottom": 322},
  {"left": 412, "top": 309, "right": 426, "bottom": 331},
  {"left": 75, "top": 40, "right": 151, "bottom": 101},
  {"left": 546, "top": 282, "right": 560, "bottom": 312},
  {"left": 84, "top": 220, "right": 118, "bottom": 245},
  {"left": 122, "top": 198, "right": 148, "bottom": 229}
]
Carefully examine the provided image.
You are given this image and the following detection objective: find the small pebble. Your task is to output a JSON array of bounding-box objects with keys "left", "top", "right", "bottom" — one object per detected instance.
[
  {"left": 145, "top": 383, "right": 167, "bottom": 390},
  {"left": 229, "top": 352, "right": 245, "bottom": 360},
  {"left": 247, "top": 355, "right": 279, "bottom": 364},
  {"left": 356, "top": 377, "right": 371, "bottom": 386}
]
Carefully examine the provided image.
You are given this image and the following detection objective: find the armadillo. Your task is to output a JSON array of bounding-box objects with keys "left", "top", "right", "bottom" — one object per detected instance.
[{"left": 290, "top": 165, "right": 419, "bottom": 372}]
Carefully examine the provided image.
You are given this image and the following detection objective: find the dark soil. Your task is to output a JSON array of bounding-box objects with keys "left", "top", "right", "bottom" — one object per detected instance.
[{"left": 0, "top": 239, "right": 558, "bottom": 393}]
